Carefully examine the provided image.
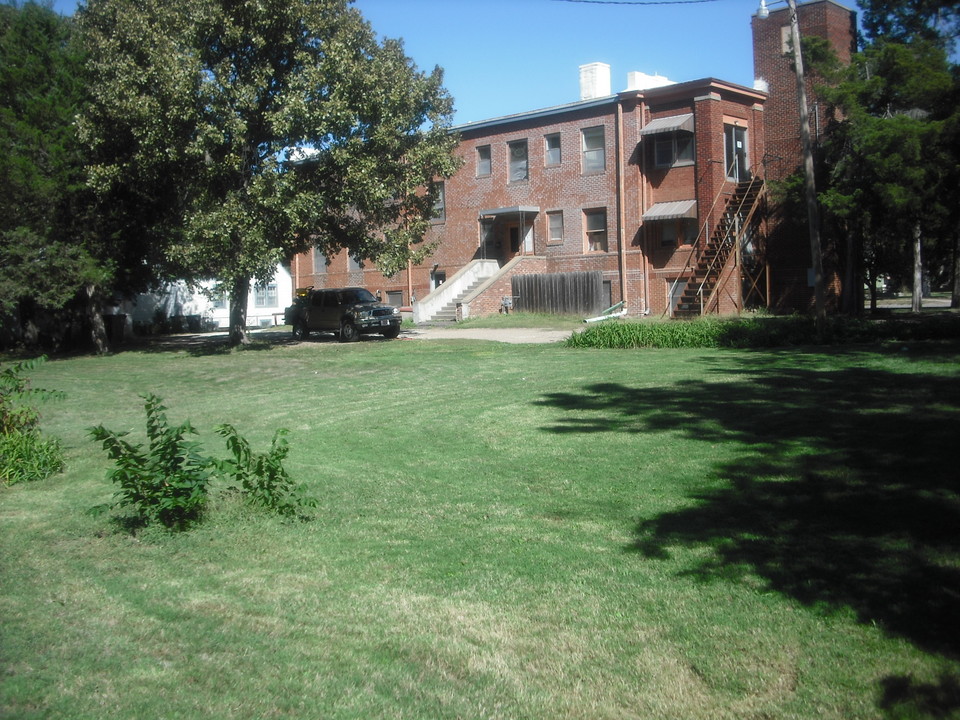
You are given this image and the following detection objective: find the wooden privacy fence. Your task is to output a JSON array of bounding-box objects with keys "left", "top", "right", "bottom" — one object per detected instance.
[{"left": 511, "top": 272, "right": 604, "bottom": 315}]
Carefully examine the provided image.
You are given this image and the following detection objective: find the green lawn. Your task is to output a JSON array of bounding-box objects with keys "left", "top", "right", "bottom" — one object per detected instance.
[{"left": 2, "top": 334, "right": 959, "bottom": 719}]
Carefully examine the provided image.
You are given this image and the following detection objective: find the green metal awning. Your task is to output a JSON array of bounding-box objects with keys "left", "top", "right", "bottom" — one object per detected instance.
[
  {"left": 639, "top": 113, "right": 695, "bottom": 136},
  {"left": 642, "top": 199, "right": 698, "bottom": 221}
]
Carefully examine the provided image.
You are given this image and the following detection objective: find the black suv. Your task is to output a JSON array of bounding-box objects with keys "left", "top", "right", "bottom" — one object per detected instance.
[{"left": 284, "top": 287, "right": 401, "bottom": 342}]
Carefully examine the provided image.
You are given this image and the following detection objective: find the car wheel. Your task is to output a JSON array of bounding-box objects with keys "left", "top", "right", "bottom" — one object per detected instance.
[
  {"left": 292, "top": 322, "right": 307, "bottom": 341},
  {"left": 339, "top": 320, "right": 360, "bottom": 343},
  {"left": 381, "top": 326, "right": 400, "bottom": 339}
]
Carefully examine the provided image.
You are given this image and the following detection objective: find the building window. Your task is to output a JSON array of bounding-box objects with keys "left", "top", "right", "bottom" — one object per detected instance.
[
  {"left": 313, "top": 247, "right": 327, "bottom": 274},
  {"left": 508, "top": 140, "right": 528, "bottom": 182},
  {"left": 547, "top": 211, "right": 564, "bottom": 245},
  {"left": 254, "top": 282, "right": 278, "bottom": 308},
  {"left": 386, "top": 290, "right": 403, "bottom": 307},
  {"left": 349, "top": 254, "right": 363, "bottom": 271},
  {"left": 476, "top": 145, "right": 491, "bottom": 176},
  {"left": 212, "top": 290, "right": 227, "bottom": 310},
  {"left": 432, "top": 180, "right": 445, "bottom": 221},
  {"left": 654, "top": 132, "right": 695, "bottom": 167},
  {"left": 584, "top": 208, "right": 608, "bottom": 252},
  {"left": 581, "top": 126, "right": 605, "bottom": 173},
  {"left": 544, "top": 133, "right": 561, "bottom": 166},
  {"left": 656, "top": 219, "right": 698, "bottom": 248}
]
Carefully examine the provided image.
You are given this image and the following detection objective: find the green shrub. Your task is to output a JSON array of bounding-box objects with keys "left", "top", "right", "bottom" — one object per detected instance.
[
  {"left": 90, "top": 394, "right": 312, "bottom": 530},
  {"left": 566, "top": 314, "right": 960, "bottom": 350},
  {"left": 1, "top": 356, "right": 65, "bottom": 485},
  {"left": 0, "top": 430, "right": 64, "bottom": 485},
  {"left": 89, "top": 394, "right": 213, "bottom": 530},
  {"left": 215, "top": 424, "right": 315, "bottom": 517}
]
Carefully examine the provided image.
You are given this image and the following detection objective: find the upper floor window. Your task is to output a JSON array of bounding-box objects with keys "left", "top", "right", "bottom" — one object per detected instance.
[
  {"left": 656, "top": 219, "right": 698, "bottom": 248},
  {"left": 476, "top": 145, "right": 491, "bottom": 176},
  {"left": 654, "top": 132, "right": 695, "bottom": 167},
  {"left": 544, "top": 133, "right": 561, "bottom": 166},
  {"left": 581, "top": 126, "right": 605, "bottom": 173},
  {"left": 432, "top": 181, "right": 445, "bottom": 221},
  {"left": 584, "top": 208, "right": 608, "bottom": 253},
  {"left": 547, "top": 211, "right": 564, "bottom": 245},
  {"left": 508, "top": 140, "right": 528, "bottom": 182},
  {"left": 349, "top": 254, "right": 363, "bottom": 272},
  {"left": 312, "top": 247, "right": 327, "bottom": 274}
]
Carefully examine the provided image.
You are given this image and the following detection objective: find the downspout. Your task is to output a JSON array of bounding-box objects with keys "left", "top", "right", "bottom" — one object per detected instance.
[
  {"left": 407, "top": 256, "right": 413, "bottom": 306},
  {"left": 616, "top": 99, "right": 628, "bottom": 312},
  {"left": 638, "top": 99, "right": 649, "bottom": 314}
]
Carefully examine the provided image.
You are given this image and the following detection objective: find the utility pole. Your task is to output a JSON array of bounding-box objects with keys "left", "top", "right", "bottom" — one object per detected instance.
[{"left": 786, "top": 0, "right": 826, "bottom": 332}]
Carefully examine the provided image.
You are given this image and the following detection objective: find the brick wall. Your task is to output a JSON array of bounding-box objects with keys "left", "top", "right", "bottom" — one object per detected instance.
[{"left": 752, "top": 0, "right": 856, "bottom": 310}]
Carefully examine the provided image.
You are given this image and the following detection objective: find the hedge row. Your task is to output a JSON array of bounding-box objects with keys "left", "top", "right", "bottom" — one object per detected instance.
[{"left": 565, "top": 314, "right": 960, "bottom": 349}]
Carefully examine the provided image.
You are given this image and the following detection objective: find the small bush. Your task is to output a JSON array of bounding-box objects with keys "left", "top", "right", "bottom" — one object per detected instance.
[
  {"left": 90, "top": 394, "right": 312, "bottom": 530},
  {"left": 216, "top": 424, "right": 315, "bottom": 517},
  {"left": 89, "top": 394, "right": 213, "bottom": 530},
  {"left": 1, "top": 356, "right": 64, "bottom": 485},
  {"left": 0, "top": 430, "right": 64, "bottom": 485}
]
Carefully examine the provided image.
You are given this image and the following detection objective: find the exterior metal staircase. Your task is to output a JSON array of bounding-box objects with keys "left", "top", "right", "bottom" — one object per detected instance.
[{"left": 671, "top": 177, "right": 767, "bottom": 318}]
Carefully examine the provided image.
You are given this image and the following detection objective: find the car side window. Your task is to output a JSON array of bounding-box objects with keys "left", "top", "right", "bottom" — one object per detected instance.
[{"left": 311, "top": 293, "right": 323, "bottom": 308}]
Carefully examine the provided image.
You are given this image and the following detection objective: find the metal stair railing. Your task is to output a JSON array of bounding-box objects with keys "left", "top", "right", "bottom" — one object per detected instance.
[{"left": 695, "top": 176, "right": 766, "bottom": 315}]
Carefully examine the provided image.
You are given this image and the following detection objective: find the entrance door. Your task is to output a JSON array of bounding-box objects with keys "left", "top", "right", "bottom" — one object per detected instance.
[
  {"left": 504, "top": 222, "right": 533, "bottom": 260},
  {"left": 724, "top": 124, "right": 749, "bottom": 182}
]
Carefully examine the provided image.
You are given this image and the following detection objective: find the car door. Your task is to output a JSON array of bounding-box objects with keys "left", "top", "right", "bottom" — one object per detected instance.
[{"left": 316, "top": 290, "right": 341, "bottom": 331}]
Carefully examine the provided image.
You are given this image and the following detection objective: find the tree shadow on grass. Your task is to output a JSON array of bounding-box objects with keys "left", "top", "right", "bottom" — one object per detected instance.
[{"left": 536, "top": 350, "right": 960, "bottom": 662}]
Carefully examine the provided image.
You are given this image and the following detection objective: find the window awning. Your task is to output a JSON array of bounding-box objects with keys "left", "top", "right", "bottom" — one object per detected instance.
[
  {"left": 478, "top": 205, "right": 540, "bottom": 219},
  {"left": 639, "top": 113, "right": 695, "bottom": 136},
  {"left": 642, "top": 200, "right": 698, "bottom": 221}
]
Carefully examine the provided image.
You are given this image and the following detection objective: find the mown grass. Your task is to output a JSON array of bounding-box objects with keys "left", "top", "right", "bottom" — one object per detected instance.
[{"left": 2, "top": 333, "right": 959, "bottom": 719}]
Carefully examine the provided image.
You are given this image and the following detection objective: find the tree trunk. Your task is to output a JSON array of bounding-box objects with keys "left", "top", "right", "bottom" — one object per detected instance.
[
  {"left": 229, "top": 276, "right": 250, "bottom": 346},
  {"left": 867, "top": 268, "right": 878, "bottom": 312},
  {"left": 85, "top": 284, "right": 110, "bottom": 355},
  {"left": 911, "top": 221, "right": 922, "bottom": 313},
  {"left": 952, "top": 226, "right": 960, "bottom": 310}
]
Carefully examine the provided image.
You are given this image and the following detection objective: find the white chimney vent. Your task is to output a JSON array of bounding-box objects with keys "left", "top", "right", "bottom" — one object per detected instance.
[
  {"left": 625, "top": 71, "right": 675, "bottom": 91},
  {"left": 580, "top": 62, "right": 611, "bottom": 100}
]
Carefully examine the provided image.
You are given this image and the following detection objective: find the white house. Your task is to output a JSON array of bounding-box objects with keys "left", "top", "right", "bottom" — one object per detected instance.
[{"left": 119, "top": 265, "right": 293, "bottom": 333}]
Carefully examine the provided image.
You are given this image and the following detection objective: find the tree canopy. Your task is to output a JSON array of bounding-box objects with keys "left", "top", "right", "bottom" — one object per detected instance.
[
  {"left": 77, "top": 0, "right": 461, "bottom": 345},
  {"left": 0, "top": 2, "right": 105, "bottom": 346},
  {"left": 812, "top": 2, "right": 960, "bottom": 310}
]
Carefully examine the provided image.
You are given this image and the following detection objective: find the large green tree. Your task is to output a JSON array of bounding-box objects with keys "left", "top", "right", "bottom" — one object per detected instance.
[
  {"left": 819, "top": 39, "right": 955, "bottom": 312},
  {"left": 0, "top": 1, "right": 108, "bottom": 350},
  {"left": 78, "top": 0, "right": 461, "bottom": 346}
]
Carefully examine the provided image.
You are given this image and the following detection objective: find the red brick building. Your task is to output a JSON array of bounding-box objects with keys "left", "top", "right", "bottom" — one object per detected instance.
[
  {"left": 752, "top": 0, "right": 858, "bottom": 310},
  {"left": 290, "top": 0, "right": 856, "bottom": 320}
]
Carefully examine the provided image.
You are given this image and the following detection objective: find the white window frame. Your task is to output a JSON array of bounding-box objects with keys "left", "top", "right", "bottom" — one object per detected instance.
[
  {"left": 432, "top": 180, "right": 445, "bottom": 222},
  {"left": 654, "top": 132, "right": 695, "bottom": 168},
  {"left": 254, "top": 282, "right": 278, "bottom": 308},
  {"left": 584, "top": 208, "right": 608, "bottom": 253},
  {"left": 508, "top": 140, "right": 528, "bottom": 182},
  {"left": 547, "top": 211, "right": 564, "bottom": 245},
  {"left": 476, "top": 145, "right": 491, "bottom": 176},
  {"left": 544, "top": 133, "right": 561, "bottom": 166},
  {"left": 581, "top": 126, "right": 605, "bottom": 173}
]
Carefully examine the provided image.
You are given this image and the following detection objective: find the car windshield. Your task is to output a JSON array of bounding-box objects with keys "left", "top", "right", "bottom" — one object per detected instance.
[{"left": 342, "top": 289, "right": 377, "bottom": 304}]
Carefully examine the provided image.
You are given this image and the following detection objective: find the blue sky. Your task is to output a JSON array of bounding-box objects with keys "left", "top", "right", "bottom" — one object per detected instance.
[{"left": 52, "top": 0, "right": 861, "bottom": 125}]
